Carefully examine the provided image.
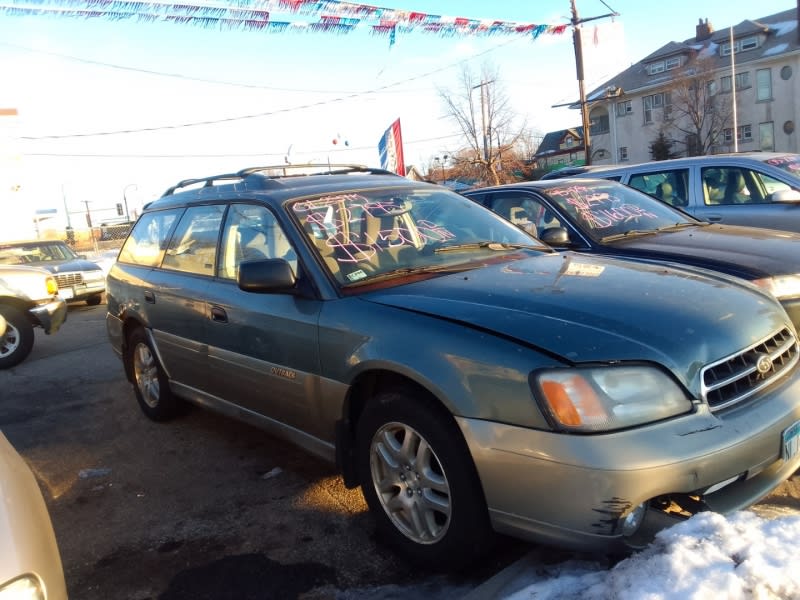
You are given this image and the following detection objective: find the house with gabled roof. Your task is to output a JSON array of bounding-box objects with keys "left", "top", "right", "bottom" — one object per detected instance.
[
  {"left": 581, "top": 8, "right": 800, "bottom": 164},
  {"left": 533, "top": 126, "right": 586, "bottom": 173}
]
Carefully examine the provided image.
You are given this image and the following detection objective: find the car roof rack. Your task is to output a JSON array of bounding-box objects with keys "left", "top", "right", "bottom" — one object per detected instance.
[{"left": 161, "top": 164, "right": 400, "bottom": 197}]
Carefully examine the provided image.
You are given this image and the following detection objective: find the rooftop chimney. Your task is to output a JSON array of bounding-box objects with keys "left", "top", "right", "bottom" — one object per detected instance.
[{"left": 696, "top": 18, "right": 714, "bottom": 41}]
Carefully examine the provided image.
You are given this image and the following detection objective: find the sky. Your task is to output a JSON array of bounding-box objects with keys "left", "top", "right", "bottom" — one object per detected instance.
[{"left": 0, "top": 0, "right": 795, "bottom": 236}]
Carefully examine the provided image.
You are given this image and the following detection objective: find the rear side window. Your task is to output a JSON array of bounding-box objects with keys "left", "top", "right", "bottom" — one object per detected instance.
[
  {"left": 118, "top": 210, "right": 181, "bottom": 267},
  {"left": 628, "top": 169, "right": 689, "bottom": 207},
  {"left": 161, "top": 205, "right": 225, "bottom": 276}
]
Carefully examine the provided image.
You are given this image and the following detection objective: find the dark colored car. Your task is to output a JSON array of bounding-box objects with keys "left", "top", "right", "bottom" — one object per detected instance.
[
  {"left": 0, "top": 240, "right": 106, "bottom": 305},
  {"left": 106, "top": 165, "right": 800, "bottom": 568},
  {"left": 465, "top": 178, "right": 800, "bottom": 330}
]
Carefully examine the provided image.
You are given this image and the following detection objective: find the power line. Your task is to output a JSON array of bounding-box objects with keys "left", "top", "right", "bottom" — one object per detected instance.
[
  {"left": 20, "top": 133, "right": 462, "bottom": 158},
  {"left": 17, "top": 37, "right": 523, "bottom": 140}
]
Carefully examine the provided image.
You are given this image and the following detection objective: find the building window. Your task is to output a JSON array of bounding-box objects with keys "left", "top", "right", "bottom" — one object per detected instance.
[
  {"left": 724, "top": 124, "right": 753, "bottom": 143},
  {"left": 781, "top": 65, "right": 793, "bottom": 80},
  {"left": 619, "top": 147, "right": 628, "bottom": 162},
  {"left": 565, "top": 137, "right": 574, "bottom": 148},
  {"left": 647, "top": 56, "right": 682, "bottom": 75},
  {"left": 756, "top": 68, "right": 772, "bottom": 101},
  {"left": 643, "top": 92, "right": 670, "bottom": 124},
  {"left": 721, "top": 72, "right": 751, "bottom": 92},
  {"left": 759, "top": 122, "right": 775, "bottom": 151},
  {"left": 720, "top": 35, "right": 759, "bottom": 56},
  {"left": 590, "top": 107, "right": 610, "bottom": 135},
  {"left": 616, "top": 100, "right": 632, "bottom": 117}
]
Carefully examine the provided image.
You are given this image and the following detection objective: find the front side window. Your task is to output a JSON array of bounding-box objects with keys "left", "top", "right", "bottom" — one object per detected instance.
[
  {"left": 161, "top": 205, "right": 225, "bottom": 275},
  {"left": 218, "top": 204, "right": 297, "bottom": 280},
  {"left": 702, "top": 167, "right": 767, "bottom": 205},
  {"left": 118, "top": 209, "right": 181, "bottom": 267}
]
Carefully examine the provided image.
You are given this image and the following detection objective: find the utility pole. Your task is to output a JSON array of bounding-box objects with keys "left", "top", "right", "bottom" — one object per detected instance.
[
  {"left": 569, "top": 0, "right": 619, "bottom": 166},
  {"left": 471, "top": 80, "right": 494, "bottom": 163}
]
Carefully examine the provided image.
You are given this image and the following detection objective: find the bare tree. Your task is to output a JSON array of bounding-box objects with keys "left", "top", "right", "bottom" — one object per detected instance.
[
  {"left": 666, "top": 57, "right": 736, "bottom": 156},
  {"left": 438, "top": 65, "right": 526, "bottom": 186}
]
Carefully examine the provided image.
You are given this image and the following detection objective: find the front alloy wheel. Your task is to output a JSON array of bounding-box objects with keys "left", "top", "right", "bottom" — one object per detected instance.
[
  {"left": 369, "top": 421, "right": 451, "bottom": 545},
  {"left": 357, "top": 389, "right": 493, "bottom": 569}
]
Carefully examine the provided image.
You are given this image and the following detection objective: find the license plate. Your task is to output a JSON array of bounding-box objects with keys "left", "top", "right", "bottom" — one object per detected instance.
[
  {"left": 60, "top": 288, "right": 74, "bottom": 299},
  {"left": 782, "top": 419, "right": 800, "bottom": 460}
]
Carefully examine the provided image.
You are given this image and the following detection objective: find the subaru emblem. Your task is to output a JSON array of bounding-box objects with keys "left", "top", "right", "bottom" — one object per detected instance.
[{"left": 756, "top": 354, "right": 773, "bottom": 376}]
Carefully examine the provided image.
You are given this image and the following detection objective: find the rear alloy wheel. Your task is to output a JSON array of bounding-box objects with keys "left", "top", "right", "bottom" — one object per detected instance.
[
  {"left": 357, "top": 389, "right": 493, "bottom": 569},
  {"left": 0, "top": 305, "right": 35, "bottom": 369},
  {"left": 126, "top": 328, "right": 183, "bottom": 421}
]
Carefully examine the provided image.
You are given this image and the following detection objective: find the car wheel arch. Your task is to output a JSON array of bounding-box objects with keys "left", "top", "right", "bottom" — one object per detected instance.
[{"left": 336, "top": 369, "right": 466, "bottom": 489}]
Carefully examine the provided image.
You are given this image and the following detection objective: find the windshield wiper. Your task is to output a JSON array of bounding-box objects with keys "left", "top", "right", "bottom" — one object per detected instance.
[
  {"left": 599, "top": 229, "right": 658, "bottom": 242},
  {"left": 433, "top": 241, "right": 546, "bottom": 253},
  {"left": 343, "top": 263, "right": 474, "bottom": 286},
  {"left": 655, "top": 222, "right": 701, "bottom": 232}
]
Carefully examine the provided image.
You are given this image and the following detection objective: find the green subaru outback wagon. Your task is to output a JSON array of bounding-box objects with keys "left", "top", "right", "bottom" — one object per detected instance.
[{"left": 106, "top": 165, "right": 800, "bottom": 568}]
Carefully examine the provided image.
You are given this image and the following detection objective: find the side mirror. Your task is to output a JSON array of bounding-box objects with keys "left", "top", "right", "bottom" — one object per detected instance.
[
  {"left": 769, "top": 189, "right": 800, "bottom": 203},
  {"left": 238, "top": 259, "right": 296, "bottom": 293},
  {"left": 539, "top": 227, "right": 571, "bottom": 246}
]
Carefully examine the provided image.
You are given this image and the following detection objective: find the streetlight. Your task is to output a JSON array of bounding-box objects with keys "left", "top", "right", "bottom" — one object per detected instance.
[{"left": 123, "top": 183, "right": 137, "bottom": 222}]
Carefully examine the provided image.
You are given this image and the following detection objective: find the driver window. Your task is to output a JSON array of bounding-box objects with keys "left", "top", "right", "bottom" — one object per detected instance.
[{"left": 218, "top": 204, "right": 298, "bottom": 280}]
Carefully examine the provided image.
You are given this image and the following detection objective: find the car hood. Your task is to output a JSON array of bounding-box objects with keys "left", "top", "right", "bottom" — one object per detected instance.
[
  {"left": 604, "top": 224, "right": 800, "bottom": 279},
  {"left": 34, "top": 258, "right": 103, "bottom": 274},
  {"left": 362, "top": 252, "right": 788, "bottom": 388}
]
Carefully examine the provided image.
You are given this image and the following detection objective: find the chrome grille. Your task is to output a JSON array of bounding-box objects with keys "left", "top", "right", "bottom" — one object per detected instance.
[
  {"left": 54, "top": 272, "right": 83, "bottom": 288},
  {"left": 702, "top": 327, "right": 798, "bottom": 412}
]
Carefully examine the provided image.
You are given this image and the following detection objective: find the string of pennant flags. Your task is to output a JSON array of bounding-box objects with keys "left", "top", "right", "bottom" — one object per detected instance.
[{"left": 0, "top": 0, "right": 570, "bottom": 44}]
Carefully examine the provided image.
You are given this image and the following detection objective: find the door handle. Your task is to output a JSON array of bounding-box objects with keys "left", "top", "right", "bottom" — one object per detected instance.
[
  {"left": 210, "top": 306, "right": 228, "bottom": 323},
  {"left": 144, "top": 290, "right": 155, "bottom": 303}
]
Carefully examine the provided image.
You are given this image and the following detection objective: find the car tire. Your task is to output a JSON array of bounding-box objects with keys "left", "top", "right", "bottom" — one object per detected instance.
[
  {"left": 86, "top": 294, "right": 103, "bottom": 306},
  {"left": 126, "top": 328, "right": 183, "bottom": 421},
  {"left": 356, "top": 389, "right": 494, "bottom": 569},
  {"left": 0, "top": 305, "right": 34, "bottom": 369}
]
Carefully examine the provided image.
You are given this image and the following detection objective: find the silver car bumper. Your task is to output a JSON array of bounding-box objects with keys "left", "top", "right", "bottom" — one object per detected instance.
[
  {"left": 29, "top": 298, "right": 67, "bottom": 335},
  {"left": 457, "top": 374, "right": 800, "bottom": 552}
]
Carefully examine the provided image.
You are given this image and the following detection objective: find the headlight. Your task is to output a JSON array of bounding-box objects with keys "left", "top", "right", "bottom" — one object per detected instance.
[
  {"left": 45, "top": 276, "right": 58, "bottom": 296},
  {"left": 0, "top": 574, "right": 45, "bottom": 600},
  {"left": 532, "top": 366, "right": 692, "bottom": 432},
  {"left": 752, "top": 275, "right": 800, "bottom": 300}
]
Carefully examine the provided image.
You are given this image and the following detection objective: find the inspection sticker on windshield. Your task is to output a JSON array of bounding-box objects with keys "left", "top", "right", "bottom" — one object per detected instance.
[
  {"left": 346, "top": 269, "right": 368, "bottom": 282},
  {"left": 782, "top": 419, "right": 800, "bottom": 460}
]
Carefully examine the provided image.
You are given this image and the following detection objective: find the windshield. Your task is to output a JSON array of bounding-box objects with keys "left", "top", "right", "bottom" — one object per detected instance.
[
  {"left": 763, "top": 155, "right": 800, "bottom": 180},
  {"left": 291, "top": 186, "right": 549, "bottom": 285},
  {"left": 0, "top": 242, "right": 78, "bottom": 265},
  {"left": 542, "top": 181, "right": 696, "bottom": 241}
]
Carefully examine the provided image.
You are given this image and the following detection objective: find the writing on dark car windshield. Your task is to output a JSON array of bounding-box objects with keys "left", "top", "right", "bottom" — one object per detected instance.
[
  {"left": 546, "top": 183, "right": 693, "bottom": 241},
  {"left": 765, "top": 155, "right": 800, "bottom": 178}
]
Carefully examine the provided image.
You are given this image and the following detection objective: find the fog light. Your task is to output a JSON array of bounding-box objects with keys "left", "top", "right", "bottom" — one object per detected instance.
[{"left": 621, "top": 502, "right": 647, "bottom": 536}]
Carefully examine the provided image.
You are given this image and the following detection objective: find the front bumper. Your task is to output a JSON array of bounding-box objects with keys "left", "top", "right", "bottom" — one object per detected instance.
[
  {"left": 29, "top": 298, "right": 68, "bottom": 334},
  {"left": 58, "top": 279, "right": 105, "bottom": 302},
  {"left": 457, "top": 372, "right": 800, "bottom": 552}
]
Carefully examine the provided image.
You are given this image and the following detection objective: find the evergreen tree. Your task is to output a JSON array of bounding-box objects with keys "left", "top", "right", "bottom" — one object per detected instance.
[{"left": 649, "top": 131, "right": 679, "bottom": 161}]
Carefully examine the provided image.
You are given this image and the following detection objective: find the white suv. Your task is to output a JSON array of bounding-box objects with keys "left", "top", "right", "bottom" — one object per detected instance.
[{"left": 0, "top": 265, "right": 67, "bottom": 368}]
